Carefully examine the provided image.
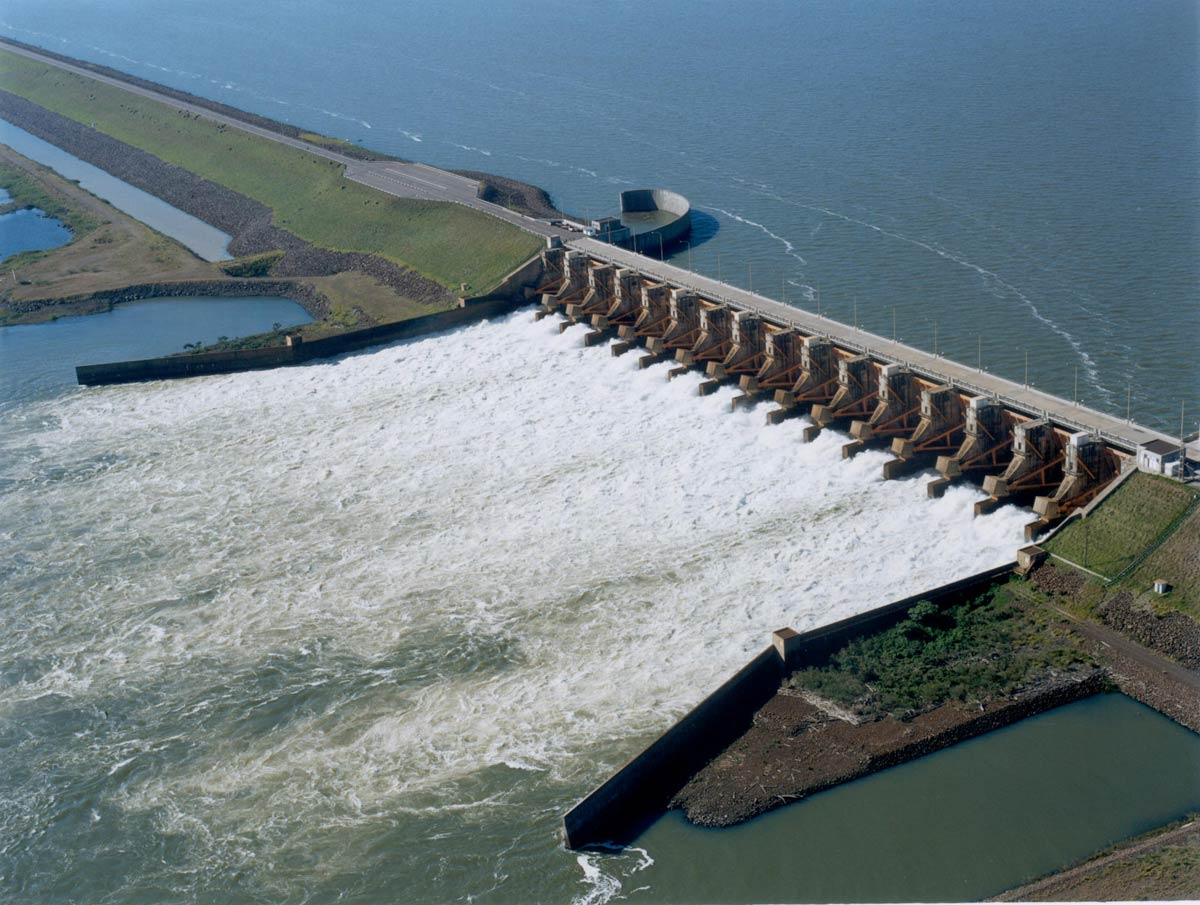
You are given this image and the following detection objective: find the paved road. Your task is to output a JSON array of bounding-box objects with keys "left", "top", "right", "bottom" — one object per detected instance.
[{"left": 4, "top": 41, "right": 1178, "bottom": 451}]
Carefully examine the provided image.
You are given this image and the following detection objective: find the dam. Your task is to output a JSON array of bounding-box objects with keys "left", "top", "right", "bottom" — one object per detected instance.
[{"left": 536, "top": 239, "right": 1182, "bottom": 540}]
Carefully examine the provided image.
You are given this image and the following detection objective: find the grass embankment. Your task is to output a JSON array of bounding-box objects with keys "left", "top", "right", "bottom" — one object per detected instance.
[
  {"left": 1040, "top": 472, "right": 1200, "bottom": 624},
  {"left": 0, "top": 48, "right": 542, "bottom": 292},
  {"left": 788, "top": 587, "right": 1091, "bottom": 719},
  {"left": 1043, "top": 473, "right": 1197, "bottom": 579}
]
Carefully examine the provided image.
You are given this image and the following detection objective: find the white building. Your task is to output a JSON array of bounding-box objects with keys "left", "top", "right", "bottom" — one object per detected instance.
[{"left": 1136, "top": 439, "right": 1183, "bottom": 476}]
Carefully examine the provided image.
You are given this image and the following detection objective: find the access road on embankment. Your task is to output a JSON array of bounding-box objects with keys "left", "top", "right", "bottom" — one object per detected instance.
[{"left": 4, "top": 39, "right": 1178, "bottom": 453}]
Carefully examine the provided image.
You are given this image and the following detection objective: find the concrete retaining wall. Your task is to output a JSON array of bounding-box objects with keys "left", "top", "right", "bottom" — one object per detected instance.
[
  {"left": 76, "top": 295, "right": 531, "bottom": 386},
  {"left": 562, "top": 647, "right": 784, "bottom": 849},
  {"left": 562, "top": 561, "right": 1016, "bottom": 849}
]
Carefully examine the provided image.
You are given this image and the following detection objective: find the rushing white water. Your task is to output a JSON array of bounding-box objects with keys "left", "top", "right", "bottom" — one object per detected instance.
[{"left": 0, "top": 312, "right": 1027, "bottom": 902}]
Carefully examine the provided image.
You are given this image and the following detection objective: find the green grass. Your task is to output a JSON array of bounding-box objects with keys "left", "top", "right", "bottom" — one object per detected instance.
[
  {"left": 787, "top": 586, "right": 1092, "bottom": 719},
  {"left": 0, "top": 50, "right": 542, "bottom": 291},
  {"left": 1043, "top": 473, "right": 1198, "bottom": 578}
]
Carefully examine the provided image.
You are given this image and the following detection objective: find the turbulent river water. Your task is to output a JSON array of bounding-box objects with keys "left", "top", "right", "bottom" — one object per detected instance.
[
  {"left": 0, "top": 1, "right": 1196, "bottom": 901},
  {"left": 1, "top": 313, "right": 1028, "bottom": 901}
]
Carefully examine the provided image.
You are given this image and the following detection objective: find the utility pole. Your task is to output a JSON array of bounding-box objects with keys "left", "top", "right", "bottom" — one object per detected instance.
[{"left": 1181, "top": 400, "right": 1188, "bottom": 478}]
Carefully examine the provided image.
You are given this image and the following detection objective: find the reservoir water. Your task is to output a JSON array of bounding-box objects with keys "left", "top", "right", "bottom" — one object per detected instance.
[
  {"left": 0, "top": 2, "right": 1197, "bottom": 902},
  {"left": 629, "top": 693, "right": 1200, "bottom": 903},
  {"left": 0, "top": 118, "right": 233, "bottom": 261},
  {"left": 1, "top": 0, "right": 1194, "bottom": 433}
]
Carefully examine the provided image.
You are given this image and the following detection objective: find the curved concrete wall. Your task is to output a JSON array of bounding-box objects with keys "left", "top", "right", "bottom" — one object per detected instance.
[{"left": 619, "top": 188, "right": 692, "bottom": 254}]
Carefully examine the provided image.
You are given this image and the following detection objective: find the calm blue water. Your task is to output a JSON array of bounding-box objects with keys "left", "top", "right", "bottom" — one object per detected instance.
[
  {"left": 0, "top": 206, "right": 71, "bottom": 262},
  {"left": 2, "top": 0, "right": 1195, "bottom": 432},
  {"left": 0, "top": 296, "right": 310, "bottom": 405},
  {"left": 0, "top": 119, "right": 233, "bottom": 261}
]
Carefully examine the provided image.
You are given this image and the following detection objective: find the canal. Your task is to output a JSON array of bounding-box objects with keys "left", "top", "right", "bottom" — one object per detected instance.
[{"left": 623, "top": 693, "right": 1200, "bottom": 902}]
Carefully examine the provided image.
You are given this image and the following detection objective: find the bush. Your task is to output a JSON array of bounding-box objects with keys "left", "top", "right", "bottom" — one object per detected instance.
[{"left": 787, "top": 589, "right": 1089, "bottom": 718}]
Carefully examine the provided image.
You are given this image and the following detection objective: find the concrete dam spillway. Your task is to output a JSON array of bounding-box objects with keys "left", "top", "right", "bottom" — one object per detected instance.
[{"left": 535, "top": 242, "right": 1169, "bottom": 541}]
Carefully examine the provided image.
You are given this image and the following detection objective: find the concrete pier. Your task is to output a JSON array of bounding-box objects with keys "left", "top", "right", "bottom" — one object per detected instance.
[
  {"left": 978, "top": 419, "right": 1066, "bottom": 517},
  {"left": 722, "top": 314, "right": 767, "bottom": 408},
  {"left": 845, "top": 364, "right": 922, "bottom": 459},
  {"left": 739, "top": 325, "right": 803, "bottom": 411},
  {"left": 769, "top": 337, "right": 840, "bottom": 428},
  {"left": 810, "top": 355, "right": 879, "bottom": 445},
  {"left": 659, "top": 291, "right": 703, "bottom": 375},
  {"left": 884, "top": 385, "right": 967, "bottom": 480},
  {"left": 690, "top": 303, "right": 734, "bottom": 394}
]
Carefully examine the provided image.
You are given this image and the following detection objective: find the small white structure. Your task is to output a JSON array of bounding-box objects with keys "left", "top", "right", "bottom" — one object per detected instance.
[
  {"left": 1136, "top": 439, "right": 1182, "bottom": 475},
  {"left": 1153, "top": 579, "right": 1172, "bottom": 595}
]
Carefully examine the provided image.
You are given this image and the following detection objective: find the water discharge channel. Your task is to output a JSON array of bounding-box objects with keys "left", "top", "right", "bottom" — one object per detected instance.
[{"left": 0, "top": 309, "right": 1038, "bottom": 902}]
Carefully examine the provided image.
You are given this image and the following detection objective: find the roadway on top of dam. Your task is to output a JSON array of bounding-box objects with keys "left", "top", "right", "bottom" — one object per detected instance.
[{"left": 6, "top": 40, "right": 1178, "bottom": 453}]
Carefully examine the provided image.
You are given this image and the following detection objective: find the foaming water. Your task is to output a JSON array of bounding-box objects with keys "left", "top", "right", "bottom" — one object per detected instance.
[{"left": 0, "top": 313, "right": 1026, "bottom": 902}]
